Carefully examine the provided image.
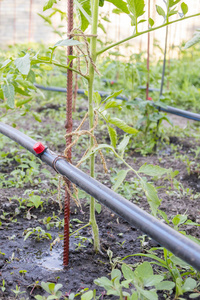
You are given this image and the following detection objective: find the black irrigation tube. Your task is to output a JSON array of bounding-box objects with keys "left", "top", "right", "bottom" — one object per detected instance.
[
  {"left": 138, "top": 85, "right": 161, "bottom": 92},
  {"left": 35, "top": 83, "right": 200, "bottom": 121},
  {"left": 135, "top": 97, "right": 200, "bottom": 122},
  {"left": 1, "top": 122, "right": 200, "bottom": 271},
  {"left": 158, "top": 105, "right": 200, "bottom": 122},
  {"left": 34, "top": 83, "right": 128, "bottom": 101}
]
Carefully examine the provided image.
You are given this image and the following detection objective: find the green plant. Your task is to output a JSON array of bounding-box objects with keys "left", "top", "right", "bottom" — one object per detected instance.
[
  {"left": 23, "top": 226, "right": 52, "bottom": 241},
  {"left": 34, "top": 282, "right": 63, "bottom": 300},
  {"left": 123, "top": 247, "right": 200, "bottom": 299},
  {"left": 42, "top": 213, "right": 64, "bottom": 230},
  {"left": 130, "top": 99, "right": 172, "bottom": 153},
  {"left": 19, "top": 270, "right": 27, "bottom": 276},
  {"left": 94, "top": 261, "right": 175, "bottom": 299},
  {"left": 27, "top": 194, "right": 44, "bottom": 209},
  {"left": 74, "top": 235, "right": 93, "bottom": 251},
  {"left": 1, "top": 0, "right": 200, "bottom": 253},
  {"left": 11, "top": 285, "right": 26, "bottom": 298},
  {"left": 0, "top": 279, "right": 6, "bottom": 293},
  {"left": 0, "top": 249, "right": 5, "bottom": 256}
]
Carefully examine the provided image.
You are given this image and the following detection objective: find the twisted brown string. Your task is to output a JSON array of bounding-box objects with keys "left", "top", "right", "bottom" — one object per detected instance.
[
  {"left": 64, "top": 111, "right": 108, "bottom": 173},
  {"left": 69, "top": 28, "right": 100, "bottom": 76}
]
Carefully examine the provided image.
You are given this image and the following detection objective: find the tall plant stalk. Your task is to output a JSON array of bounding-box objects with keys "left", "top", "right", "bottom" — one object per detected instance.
[{"left": 87, "top": 0, "right": 100, "bottom": 251}]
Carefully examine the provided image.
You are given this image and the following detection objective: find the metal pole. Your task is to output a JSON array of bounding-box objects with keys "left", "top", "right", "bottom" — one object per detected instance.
[
  {"left": 146, "top": 0, "right": 150, "bottom": 100},
  {"left": 1, "top": 122, "right": 200, "bottom": 272},
  {"left": 64, "top": 0, "right": 73, "bottom": 267}
]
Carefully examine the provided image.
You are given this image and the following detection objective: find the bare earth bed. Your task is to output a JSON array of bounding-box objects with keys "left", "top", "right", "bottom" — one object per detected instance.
[{"left": 0, "top": 112, "right": 200, "bottom": 299}]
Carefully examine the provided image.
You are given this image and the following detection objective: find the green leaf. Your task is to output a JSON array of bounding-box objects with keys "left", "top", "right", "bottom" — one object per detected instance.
[
  {"left": 24, "top": 231, "right": 33, "bottom": 241},
  {"left": 81, "top": 291, "right": 94, "bottom": 300},
  {"left": 168, "top": 7, "right": 178, "bottom": 17},
  {"left": 189, "top": 293, "right": 200, "bottom": 299},
  {"left": 138, "top": 163, "right": 169, "bottom": 177},
  {"left": 148, "top": 17, "right": 154, "bottom": 27},
  {"left": 14, "top": 53, "right": 30, "bottom": 75},
  {"left": 79, "top": 144, "right": 114, "bottom": 164},
  {"left": 43, "top": 0, "right": 57, "bottom": 11},
  {"left": 27, "top": 70, "right": 36, "bottom": 83},
  {"left": 34, "top": 296, "right": 45, "bottom": 300},
  {"left": 172, "top": 214, "right": 187, "bottom": 226},
  {"left": 127, "top": 0, "right": 145, "bottom": 19},
  {"left": 137, "top": 286, "right": 158, "bottom": 300},
  {"left": 169, "top": 0, "right": 181, "bottom": 8},
  {"left": 111, "top": 269, "right": 121, "bottom": 281},
  {"left": 47, "top": 295, "right": 59, "bottom": 300},
  {"left": 2, "top": 84, "right": 15, "bottom": 108},
  {"left": 102, "top": 90, "right": 123, "bottom": 104},
  {"left": 182, "top": 278, "right": 197, "bottom": 293},
  {"left": 155, "top": 281, "right": 175, "bottom": 291},
  {"left": 74, "top": 0, "right": 91, "bottom": 31},
  {"left": 93, "top": 91, "right": 101, "bottom": 106},
  {"left": 143, "top": 275, "right": 163, "bottom": 287},
  {"left": 0, "top": 58, "right": 12, "bottom": 70},
  {"left": 54, "top": 283, "right": 63, "bottom": 293},
  {"left": 99, "top": 0, "right": 104, "bottom": 7},
  {"left": 107, "top": 125, "right": 117, "bottom": 148},
  {"left": 94, "top": 277, "right": 113, "bottom": 289},
  {"left": 168, "top": 255, "right": 189, "bottom": 268},
  {"left": 117, "top": 135, "right": 130, "bottom": 157},
  {"left": 135, "top": 262, "right": 153, "bottom": 278},
  {"left": 104, "top": 100, "right": 120, "bottom": 110},
  {"left": 122, "top": 264, "right": 134, "bottom": 280},
  {"left": 16, "top": 97, "right": 32, "bottom": 107},
  {"left": 28, "top": 195, "right": 43, "bottom": 209},
  {"left": 156, "top": 5, "right": 165, "bottom": 18},
  {"left": 112, "top": 169, "right": 129, "bottom": 191},
  {"left": 185, "top": 30, "right": 200, "bottom": 49},
  {"left": 54, "top": 38, "right": 82, "bottom": 48},
  {"left": 32, "top": 112, "right": 42, "bottom": 122},
  {"left": 106, "top": 0, "right": 129, "bottom": 14},
  {"left": 37, "top": 13, "right": 52, "bottom": 25},
  {"left": 109, "top": 117, "right": 138, "bottom": 135},
  {"left": 95, "top": 202, "right": 102, "bottom": 214},
  {"left": 98, "top": 23, "right": 106, "bottom": 33},
  {"left": 141, "top": 181, "right": 160, "bottom": 215}
]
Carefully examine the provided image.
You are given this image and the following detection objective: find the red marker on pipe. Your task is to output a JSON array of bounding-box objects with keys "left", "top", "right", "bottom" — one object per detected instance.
[{"left": 33, "top": 142, "right": 47, "bottom": 155}]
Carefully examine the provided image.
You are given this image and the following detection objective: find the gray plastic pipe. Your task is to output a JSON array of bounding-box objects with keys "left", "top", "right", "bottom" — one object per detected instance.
[
  {"left": 35, "top": 83, "right": 200, "bottom": 121},
  {"left": 134, "top": 97, "right": 200, "bottom": 122},
  {"left": 34, "top": 83, "right": 128, "bottom": 101},
  {"left": 1, "top": 122, "right": 200, "bottom": 271}
]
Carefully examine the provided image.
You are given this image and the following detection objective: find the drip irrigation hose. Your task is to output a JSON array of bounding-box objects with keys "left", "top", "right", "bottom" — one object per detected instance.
[
  {"left": 135, "top": 97, "right": 200, "bottom": 122},
  {"left": 138, "top": 86, "right": 161, "bottom": 92},
  {"left": 1, "top": 122, "right": 200, "bottom": 271},
  {"left": 34, "top": 84, "right": 128, "bottom": 101},
  {"left": 157, "top": 105, "right": 200, "bottom": 122},
  {"left": 35, "top": 83, "right": 200, "bottom": 122}
]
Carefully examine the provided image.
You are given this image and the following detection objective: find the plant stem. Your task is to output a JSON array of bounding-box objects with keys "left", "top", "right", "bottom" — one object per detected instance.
[
  {"left": 88, "top": 0, "right": 100, "bottom": 252},
  {"left": 97, "top": 13, "right": 200, "bottom": 56},
  {"left": 69, "top": 222, "right": 91, "bottom": 237},
  {"left": 31, "top": 59, "right": 89, "bottom": 80}
]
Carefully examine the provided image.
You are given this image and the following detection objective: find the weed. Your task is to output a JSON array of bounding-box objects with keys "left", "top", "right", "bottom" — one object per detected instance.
[
  {"left": 0, "top": 279, "right": 6, "bottom": 293},
  {"left": 11, "top": 285, "right": 26, "bottom": 298},
  {"left": 23, "top": 227, "right": 52, "bottom": 242}
]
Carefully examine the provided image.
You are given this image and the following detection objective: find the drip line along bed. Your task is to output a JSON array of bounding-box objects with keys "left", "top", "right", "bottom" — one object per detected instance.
[
  {"left": 1, "top": 122, "right": 200, "bottom": 270},
  {"left": 1, "top": 0, "right": 200, "bottom": 299},
  {"left": 1, "top": 112, "right": 200, "bottom": 299}
]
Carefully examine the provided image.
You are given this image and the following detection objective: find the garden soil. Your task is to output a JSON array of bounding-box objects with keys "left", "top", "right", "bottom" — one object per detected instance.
[{"left": 0, "top": 114, "right": 200, "bottom": 299}]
